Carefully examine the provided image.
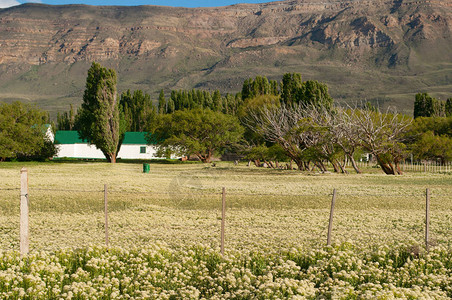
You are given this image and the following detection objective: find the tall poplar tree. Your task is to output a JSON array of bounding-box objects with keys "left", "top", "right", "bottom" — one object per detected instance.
[
  {"left": 57, "top": 104, "right": 76, "bottom": 130},
  {"left": 158, "top": 90, "right": 166, "bottom": 114},
  {"left": 297, "top": 80, "right": 333, "bottom": 110},
  {"left": 446, "top": 98, "right": 452, "bottom": 117},
  {"left": 120, "top": 89, "right": 155, "bottom": 132},
  {"left": 280, "top": 73, "right": 302, "bottom": 105},
  {"left": 76, "top": 62, "right": 122, "bottom": 163}
]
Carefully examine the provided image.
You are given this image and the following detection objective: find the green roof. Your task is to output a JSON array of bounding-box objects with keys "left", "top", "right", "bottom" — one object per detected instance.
[
  {"left": 122, "top": 132, "right": 148, "bottom": 145},
  {"left": 54, "top": 131, "right": 155, "bottom": 145},
  {"left": 54, "top": 131, "right": 86, "bottom": 144}
]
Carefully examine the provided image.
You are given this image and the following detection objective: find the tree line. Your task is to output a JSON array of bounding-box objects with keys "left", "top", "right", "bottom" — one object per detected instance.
[
  {"left": 2, "top": 61, "right": 451, "bottom": 175},
  {"left": 413, "top": 93, "right": 452, "bottom": 118}
]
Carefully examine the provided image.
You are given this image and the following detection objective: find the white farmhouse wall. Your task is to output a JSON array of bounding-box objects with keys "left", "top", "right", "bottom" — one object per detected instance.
[
  {"left": 117, "top": 144, "right": 160, "bottom": 159},
  {"left": 56, "top": 144, "right": 105, "bottom": 159},
  {"left": 56, "top": 143, "right": 165, "bottom": 159}
]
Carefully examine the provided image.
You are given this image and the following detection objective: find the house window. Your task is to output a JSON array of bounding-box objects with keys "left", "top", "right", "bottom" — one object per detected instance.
[{"left": 140, "top": 146, "right": 146, "bottom": 154}]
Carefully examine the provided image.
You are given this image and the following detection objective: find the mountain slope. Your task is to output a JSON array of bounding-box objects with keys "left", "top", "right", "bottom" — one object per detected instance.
[{"left": 0, "top": 0, "right": 451, "bottom": 116}]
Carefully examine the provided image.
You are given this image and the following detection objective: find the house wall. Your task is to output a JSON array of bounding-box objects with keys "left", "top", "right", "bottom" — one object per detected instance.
[
  {"left": 56, "top": 144, "right": 105, "bottom": 159},
  {"left": 117, "top": 144, "right": 160, "bottom": 159},
  {"left": 55, "top": 143, "right": 164, "bottom": 159}
]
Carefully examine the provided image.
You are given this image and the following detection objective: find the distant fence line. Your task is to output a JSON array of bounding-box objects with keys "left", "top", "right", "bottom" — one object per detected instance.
[
  {"left": 9, "top": 167, "right": 437, "bottom": 257},
  {"left": 333, "top": 159, "right": 452, "bottom": 173},
  {"left": 252, "top": 159, "right": 451, "bottom": 173}
]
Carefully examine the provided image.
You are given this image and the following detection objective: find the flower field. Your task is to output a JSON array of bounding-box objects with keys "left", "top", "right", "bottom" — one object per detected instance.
[
  {"left": 1, "top": 243, "right": 452, "bottom": 299},
  {"left": 0, "top": 161, "right": 451, "bottom": 298}
]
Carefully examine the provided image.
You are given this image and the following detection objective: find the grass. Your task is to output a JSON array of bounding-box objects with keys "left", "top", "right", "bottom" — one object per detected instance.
[{"left": 0, "top": 161, "right": 451, "bottom": 253}]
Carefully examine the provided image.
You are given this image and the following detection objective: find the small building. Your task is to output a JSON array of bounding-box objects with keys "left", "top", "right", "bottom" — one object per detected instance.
[
  {"left": 54, "top": 131, "right": 161, "bottom": 160},
  {"left": 117, "top": 132, "right": 158, "bottom": 160}
]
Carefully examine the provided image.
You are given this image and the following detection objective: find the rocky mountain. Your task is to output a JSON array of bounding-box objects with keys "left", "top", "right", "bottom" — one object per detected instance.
[{"left": 0, "top": 0, "right": 451, "bottom": 116}]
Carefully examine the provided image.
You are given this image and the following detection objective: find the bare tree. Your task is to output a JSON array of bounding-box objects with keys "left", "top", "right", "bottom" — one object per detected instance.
[
  {"left": 301, "top": 106, "right": 347, "bottom": 173},
  {"left": 244, "top": 104, "right": 309, "bottom": 170},
  {"left": 351, "top": 107, "right": 412, "bottom": 175},
  {"left": 332, "top": 108, "right": 363, "bottom": 174},
  {"left": 245, "top": 102, "right": 411, "bottom": 175},
  {"left": 245, "top": 104, "right": 345, "bottom": 172}
]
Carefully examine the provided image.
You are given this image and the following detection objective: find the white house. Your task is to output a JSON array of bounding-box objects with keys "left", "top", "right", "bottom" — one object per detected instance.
[
  {"left": 54, "top": 131, "right": 162, "bottom": 160},
  {"left": 117, "top": 132, "right": 159, "bottom": 160}
]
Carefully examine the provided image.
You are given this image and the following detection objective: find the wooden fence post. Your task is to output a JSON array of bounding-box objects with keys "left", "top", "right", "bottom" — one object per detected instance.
[
  {"left": 327, "top": 189, "right": 336, "bottom": 246},
  {"left": 104, "top": 184, "right": 109, "bottom": 248},
  {"left": 221, "top": 187, "right": 226, "bottom": 255},
  {"left": 20, "top": 167, "right": 29, "bottom": 256},
  {"left": 425, "top": 188, "right": 430, "bottom": 252}
]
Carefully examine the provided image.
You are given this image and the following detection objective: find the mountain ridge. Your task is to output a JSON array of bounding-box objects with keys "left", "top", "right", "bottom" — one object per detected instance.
[{"left": 0, "top": 0, "right": 451, "bottom": 116}]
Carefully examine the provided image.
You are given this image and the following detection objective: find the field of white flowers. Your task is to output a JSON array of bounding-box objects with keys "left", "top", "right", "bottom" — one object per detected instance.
[{"left": 0, "top": 161, "right": 451, "bottom": 298}]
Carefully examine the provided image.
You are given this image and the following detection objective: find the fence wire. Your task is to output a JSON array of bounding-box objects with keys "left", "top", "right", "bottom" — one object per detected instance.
[
  {"left": 0, "top": 188, "right": 20, "bottom": 191},
  {"left": 2, "top": 186, "right": 445, "bottom": 200},
  {"left": 30, "top": 187, "right": 103, "bottom": 193},
  {"left": 2, "top": 182, "right": 451, "bottom": 253},
  {"left": 5, "top": 185, "right": 447, "bottom": 201}
]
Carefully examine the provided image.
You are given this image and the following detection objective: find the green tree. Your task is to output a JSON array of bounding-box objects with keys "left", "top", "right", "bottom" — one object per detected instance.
[
  {"left": 196, "top": 90, "right": 205, "bottom": 108},
  {"left": 0, "top": 102, "right": 56, "bottom": 161},
  {"left": 407, "top": 116, "right": 452, "bottom": 163},
  {"left": 243, "top": 143, "right": 288, "bottom": 168},
  {"left": 414, "top": 93, "right": 445, "bottom": 118},
  {"left": 270, "top": 80, "right": 279, "bottom": 95},
  {"left": 57, "top": 104, "right": 76, "bottom": 130},
  {"left": 414, "top": 93, "right": 425, "bottom": 118},
  {"left": 170, "top": 91, "right": 178, "bottom": 111},
  {"left": 411, "top": 131, "right": 452, "bottom": 164},
  {"left": 76, "top": 62, "right": 123, "bottom": 163},
  {"left": 433, "top": 100, "right": 445, "bottom": 117},
  {"left": 241, "top": 78, "right": 253, "bottom": 100},
  {"left": 204, "top": 91, "right": 213, "bottom": 108},
  {"left": 158, "top": 90, "right": 166, "bottom": 114},
  {"left": 238, "top": 94, "right": 280, "bottom": 165},
  {"left": 167, "top": 98, "right": 175, "bottom": 113},
  {"left": 212, "top": 90, "right": 223, "bottom": 111},
  {"left": 241, "top": 76, "right": 276, "bottom": 101},
  {"left": 445, "top": 98, "right": 452, "bottom": 117},
  {"left": 297, "top": 80, "right": 333, "bottom": 110},
  {"left": 279, "top": 74, "right": 333, "bottom": 109},
  {"left": 120, "top": 89, "right": 155, "bottom": 132},
  {"left": 181, "top": 91, "right": 189, "bottom": 109},
  {"left": 150, "top": 108, "right": 244, "bottom": 163},
  {"left": 414, "top": 93, "right": 429, "bottom": 118},
  {"left": 280, "top": 73, "right": 302, "bottom": 105}
]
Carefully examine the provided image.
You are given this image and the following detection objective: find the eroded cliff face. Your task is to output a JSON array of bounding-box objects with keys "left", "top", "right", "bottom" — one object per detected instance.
[
  {"left": 0, "top": 0, "right": 451, "bottom": 113},
  {"left": 1, "top": 0, "right": 450, "bottom": 63}
]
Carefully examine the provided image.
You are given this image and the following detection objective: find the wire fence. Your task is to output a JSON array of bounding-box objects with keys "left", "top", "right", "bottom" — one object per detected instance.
[
  {"left": 342, "top": 160, "right": 452, "bottom": 173},
  {"left": 1, "top": 169, "right": 451, "bottom": 256}
]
